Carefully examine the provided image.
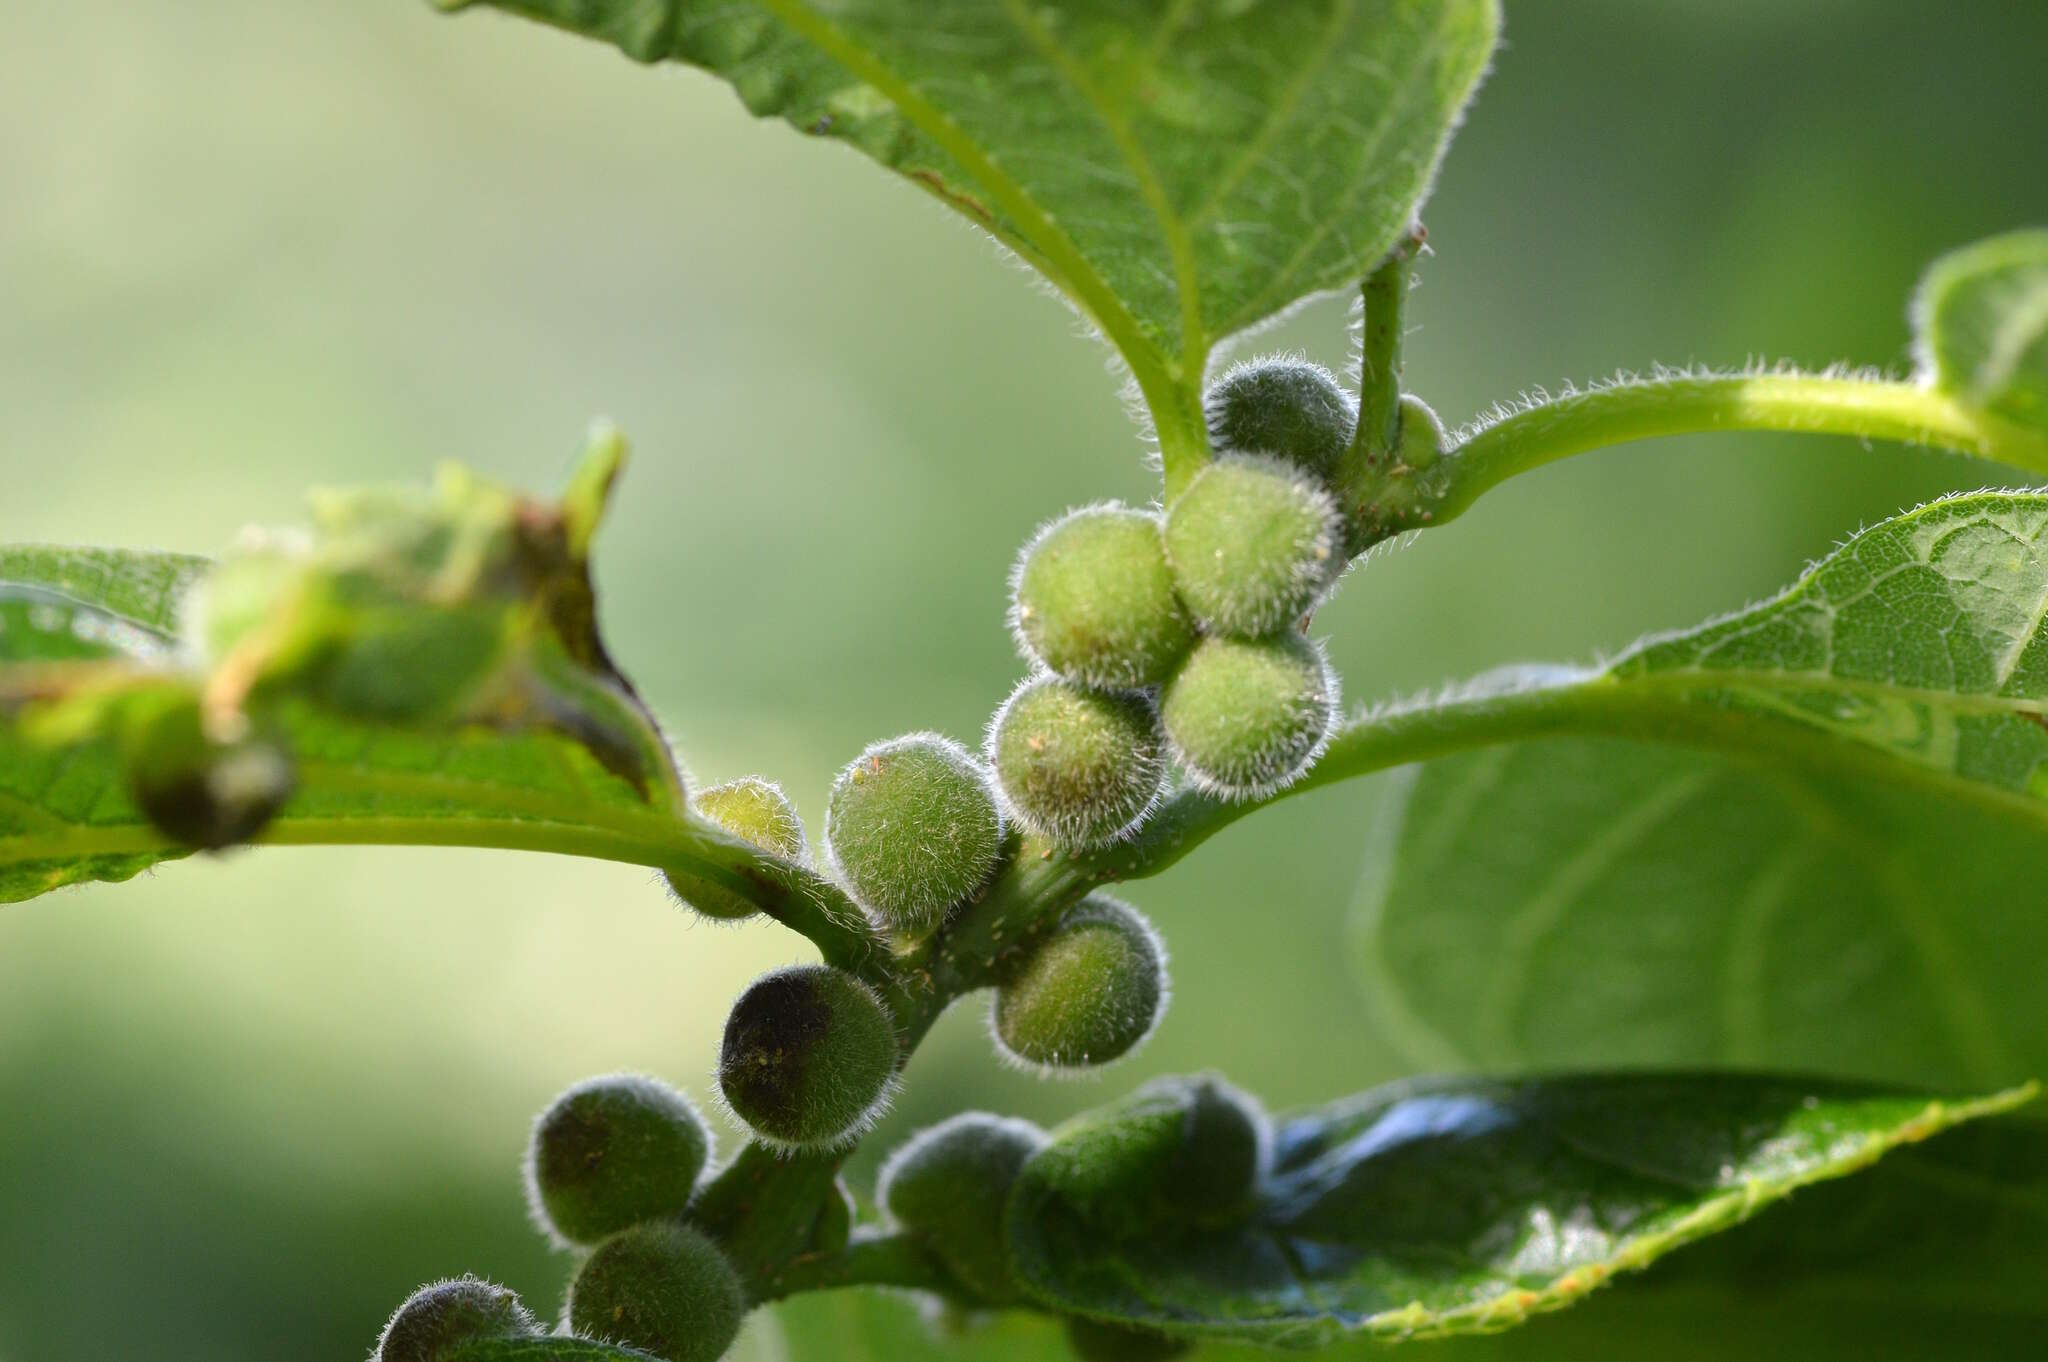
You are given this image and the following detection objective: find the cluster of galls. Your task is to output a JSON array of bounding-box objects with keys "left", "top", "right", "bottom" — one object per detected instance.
[
  {"left": 376, "top": 1075, "right": 743, "bottom": 1362},
  {"left": 1000, "top": 356, "right": 1356, "bottom": 828},
  {"left": 673, "top": 752, "right": 1169, "bottom": 1080}
]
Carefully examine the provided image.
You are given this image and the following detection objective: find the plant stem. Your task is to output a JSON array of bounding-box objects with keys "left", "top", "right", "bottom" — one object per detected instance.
[
  {"left": 1342, "top": 227, "right": 1425, "bottom": 477},
  {"left": 757, "top": 1231, "right": 955, "bottom": 1301},
  {"left": 1357, "top": 372, "right": 2048, "bottom": 543}
]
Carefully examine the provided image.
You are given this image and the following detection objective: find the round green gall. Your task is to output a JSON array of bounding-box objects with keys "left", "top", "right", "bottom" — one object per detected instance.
[
  {"left": 667, "top": 777, "right": 807, "bottom": 921},
  {"left": 718, "top": 964, "right": 898, "bottom": 1148},
  {"left": 1147, "top": 1073, "right": 1270, "bottom": 1226},
  {"left": 1064, "top": 1318, "right": 1192, "bottom": 1362},
  {"left": 125, "top": 699, "right": 294, "bottom": 851},
  {"left": 826, "top": 733, "right": 1003, "bottom": 932},
  {"left": 1160, "top": 633, "right": 1338, "bottom": 800},
  {"left": 1011, "top": 503, "right": 1196, "bottom": 690},
  {"left": 988, "top": 675, "right": 1165, "bottom": 851},
  {"left": 1164, "top": 456, "right": 1340, "bottom": 637},
  {"left": 525, "top": 1074, "right": 712, "bottom": 1249},
  {"left": 993, "top": 895, "right": 1167, "bottom": 1073},
  {"left": 1205, "top": 355, "right": 1355, "bottom": 476},
  {"left": 878, "top": 1112, "right": 1047, "bottom": 1303},
  {"left": 375, "top": 1277, "right": 539, "bottom": 1362},
  {"left": 566, "top": 1221, "right": 744, "bottom": 1362}
]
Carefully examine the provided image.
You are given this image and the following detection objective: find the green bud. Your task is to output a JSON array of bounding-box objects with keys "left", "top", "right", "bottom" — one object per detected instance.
[
  {"left": 1011, "top": 504, "right": 1196, "bottom": 690},
  {"left": 525, "top": 1074, "right": 712, "bottom": 1249},
  {"left": 1145, "top": 1072, "right": 1270, "bottom": 1226},
  {"left": 1063, "top": 1317, "right": 1192, "bottom": 1362},
  {"left": 1205, "top": 356, "right": 1355, "bottom": 476},
  {"left": 1394, "top": 392, "right": 1448, "bottom": 466},
  {"left": 667, "top": 776, "right": 807, "bottom": 921},
  {"left": 1160, "top": 634, "right": 1337, "bottom": 800},
  {"left": 375, "top": 1276, "right": 539, "bottom": 1362},
  {"left": 826, "top": 733, "right": 1003, "bottom": 932},
  {"left": 993, "top": 895, "right": 1166, "bottom": 1073},
  {"left": 718, "top": 964, "right": 898, "bottom": 1148},
  {"left": 1164, "top": 456, "right": 1340, "bottom": 637},
  {"left": 125, "top": 699, "right": 293, "bottom": 850},
  {"left": 566, "top": 1221, "right": 745, "bottom": 1362},
  {"left": 878, "top": 1112, "right": 1047, "bottom": 1303},
  {"left": 987, "top": 675, "right": 1165, "bottom": 851}
]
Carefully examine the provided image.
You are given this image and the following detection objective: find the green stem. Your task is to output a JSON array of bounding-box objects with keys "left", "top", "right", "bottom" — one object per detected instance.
[
  {"left": 1372, "top": 373, "right": 2048, "bottom": 541},
  {"left": 1341, "top": 227, "right": 1425, "bottom": 484},
  {"left": 758, "top": 1231, "right": 955, "bottom": 1301}
]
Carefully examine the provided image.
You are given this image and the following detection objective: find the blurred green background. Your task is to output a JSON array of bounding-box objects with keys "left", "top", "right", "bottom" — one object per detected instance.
[{"left": 2, "top": 2, "right": 2044, "bottom": 1358}]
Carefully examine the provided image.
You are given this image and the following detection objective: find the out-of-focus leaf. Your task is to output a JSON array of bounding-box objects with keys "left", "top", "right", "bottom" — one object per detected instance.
[
  {"left": 0, "top": 431, "right": 702, "bottom": 905},
  {"left": 1917, "top": 230, "right": 2048, "bottom": 430}
]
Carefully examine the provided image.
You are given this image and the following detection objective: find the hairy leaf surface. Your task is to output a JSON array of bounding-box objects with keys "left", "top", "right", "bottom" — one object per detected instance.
[
  {"left": 440, "top": 0, "right": 1498, "bottom": 471},
  {"left": 1002, "top": 1072, "right": 2032, "bottom": 1346},
  {"left": 1918, "top": 230, "right": 2048, "bottom": 430}
]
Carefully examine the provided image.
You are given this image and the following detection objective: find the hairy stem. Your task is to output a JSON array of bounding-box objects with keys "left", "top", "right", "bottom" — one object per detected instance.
[
  {"left": 1360, "top": 372, "right": 2048, "bottom": 542},
  {"left": 1341, "top": 226, "right": 1425, "bottom": 483}
]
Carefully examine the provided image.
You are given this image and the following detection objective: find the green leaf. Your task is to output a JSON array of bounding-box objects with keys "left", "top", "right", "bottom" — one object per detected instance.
[
  {"left": 1002, "top": 1072, "right": 2035, "bottom": 1348},
  {"left": 439, "top": 0, "right": 1499, "bottom": 481},
  {"left": 0, "top": 434, "right": 719, "bottom": 905},
  {"left": 1330, "top": 488, "right": 2048, "bottom": 1088},
  {"left": 1916, "top": 230, "right": 2048, "bottom": 431},
  {"left": 0, "top": 544, "right": 210, "bottom": 638},
  {"left": 1355, "top": 737, "right": 2048, "bottom": 1088},
  {"left": 757, "top": 1115, "right": 2048, "bottom": 1359}
]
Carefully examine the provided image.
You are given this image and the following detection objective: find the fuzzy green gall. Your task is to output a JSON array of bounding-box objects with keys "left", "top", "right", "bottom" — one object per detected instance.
[
  {"left": 826, "top": 733, "right": 1003, "bottom": 932},
  {"left": 993, "top": 895, "right": 1166, "bottom": 1072},
  {"left": 1011, "top": 504, "right": 1196, "bottom": 690},
  {"left": 878, "top": 1112, "right": 1047, "bottom": 1304},
  {"left": 1063, "top": 1317, "right": 1192, "bottom": 1362},
  {"left": 525, "top": 1074, "right": 711, "bottom": 1248},
  {"left": 667, "top": 776, "right": 806, "bottom": 921},
  {"left": 375, "top": 1277, "right": 539, "bottom": 1362},
  {"left": 1205, "top": 356, "right": 1356, "bottom": 476},
  {"left": 1165, "top": 455, "right": 1340, "bottom": 637},
  {"left": 718, "top": 964, "right": 898, "bottom": 1148},
  {"left": 1160, "top": 633, "right": 1338, "bottom": 799},
  {"left": 988, "top": 675, "right": 1165, "bottom": 851},
  {"left": 566, "top": 1221, "right": 745, "bottom": 1362}
]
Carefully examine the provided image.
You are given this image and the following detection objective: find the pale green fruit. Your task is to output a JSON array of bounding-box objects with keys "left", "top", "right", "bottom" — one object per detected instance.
[
  {"left": 668, "top": 776, "right": 807, "bottom": 921},
  {"left": 566, "top": 1222, "right": 744, "bottom": 1362},
  {"left": 1165, "top": 456, "right": 1340, "bottom": 637},
  {"left": 1160, "top": 634, "right": 1338, "bottom": 799},
  {"left": 826, "top": 733, "right": 1003, "bottom": 932},
  {"left": 1011, "top": 504, "right": 1196, "bottom": 690},
  {"left": 988, "top": 675, "right": 1165, "bottom": 851},
  {"left": 525, "top": 1074, "right": 711, "bottom": 1248},
  {"left": 993, "top": 895, "right": 1166, "bottom": 1072}
]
